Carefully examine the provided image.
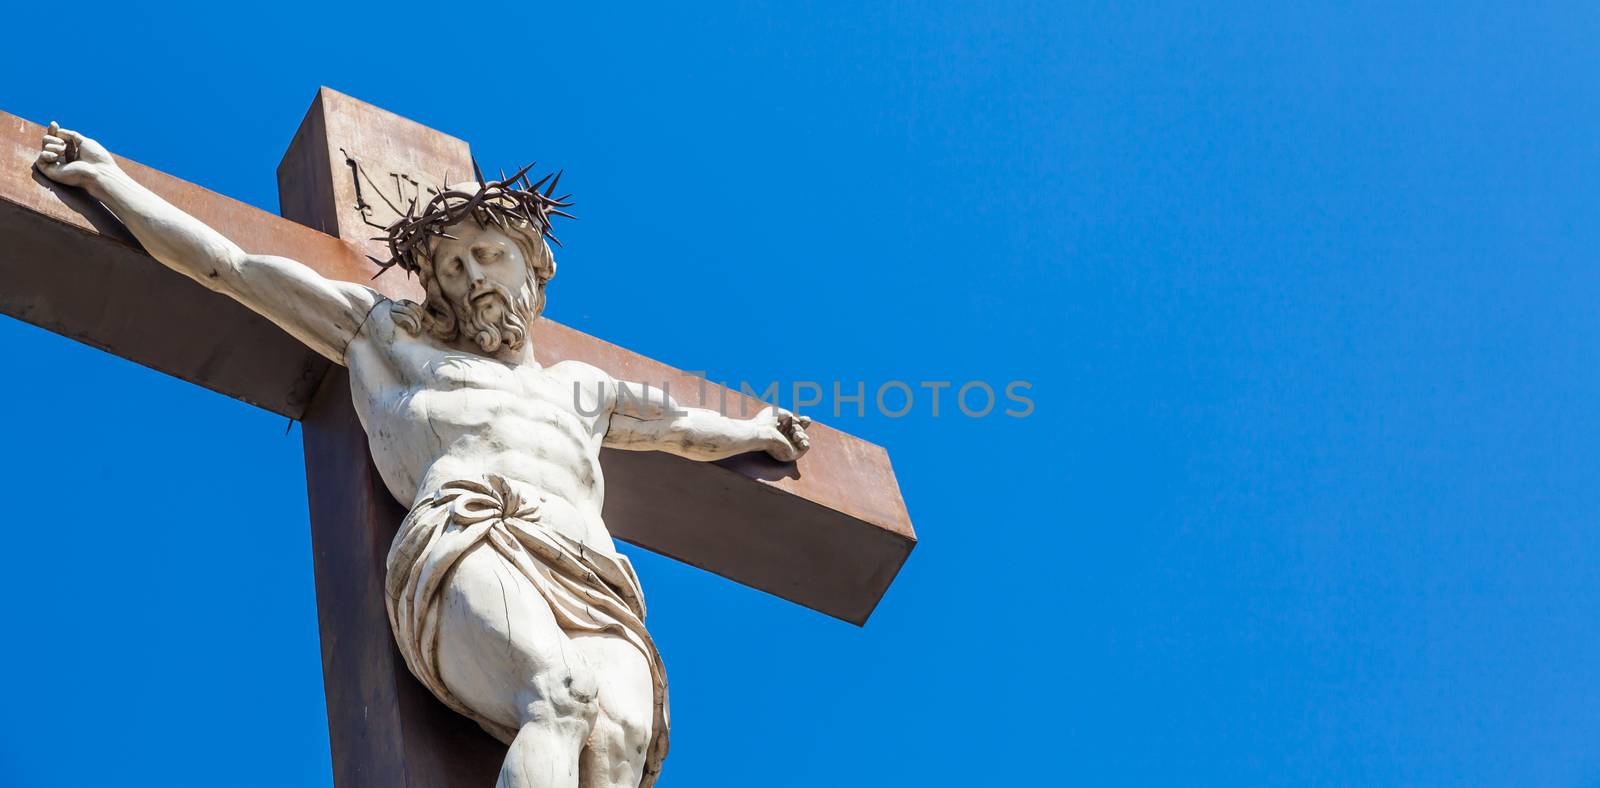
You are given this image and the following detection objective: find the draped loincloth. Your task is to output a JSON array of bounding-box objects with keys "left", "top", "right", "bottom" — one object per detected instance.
[{"left": 385, "top": 475, "right": 669, "bottom": 787}]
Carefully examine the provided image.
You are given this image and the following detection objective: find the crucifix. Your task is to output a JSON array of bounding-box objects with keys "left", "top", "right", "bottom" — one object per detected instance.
[{"left": 2, "top": 89, "right": 915, "bottom": 787}]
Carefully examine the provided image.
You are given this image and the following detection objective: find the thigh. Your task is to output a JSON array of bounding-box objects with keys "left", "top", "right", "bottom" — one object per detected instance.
[{"left": 436, "top": 542, "right": 583, "bottom": 729}]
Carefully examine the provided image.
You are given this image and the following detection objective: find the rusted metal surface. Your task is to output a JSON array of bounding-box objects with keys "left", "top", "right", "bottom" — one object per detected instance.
[
  {"left": 283, "top": 94, "right": 509, "bottom": 787},
  {"left": 533, "top": 320, "right": 917, "bottom": 549},
  {"left": 533, "top": 320, "right": 917, "bottom": 623},
  {"left": 302, "top": 369, "right": 504, "bottom": 788},
  {"left": 277, "top": 87, "right": 471, "bottom": 280},
  {"left": 0, "top": 112, "right": 346, "bottom": 417},
  {"left": 0, "top": 110, "right": 422, "bottom": 307}
]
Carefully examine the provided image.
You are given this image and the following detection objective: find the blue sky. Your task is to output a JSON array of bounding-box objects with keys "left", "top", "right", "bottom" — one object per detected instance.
[{"left": 3, "top": 2, "right": 1600, "bottom": 785}]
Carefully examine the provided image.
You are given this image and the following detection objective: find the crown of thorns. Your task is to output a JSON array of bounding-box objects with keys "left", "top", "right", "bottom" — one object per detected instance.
[{"left": 367, "top": 159, "right": 574, "bottom": 278}]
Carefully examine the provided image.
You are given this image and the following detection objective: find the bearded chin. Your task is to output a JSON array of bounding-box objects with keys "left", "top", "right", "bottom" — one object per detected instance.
[{"left": 459, "top": 283, "right": 533, "bottom": 354}]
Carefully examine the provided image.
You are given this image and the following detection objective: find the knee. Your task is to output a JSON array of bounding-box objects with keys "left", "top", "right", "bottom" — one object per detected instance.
[
  {"left": 602, "top": 699, "right": 654, "bottom": 761},
  {"left": 520, "top": 667, "right": 600, "bottom": 732},
  {"left": 586, "top": 711, "right": 652, "bottom": 786},
  {"left": 614, "top": 711, "right": 652, "bottom": 760}
]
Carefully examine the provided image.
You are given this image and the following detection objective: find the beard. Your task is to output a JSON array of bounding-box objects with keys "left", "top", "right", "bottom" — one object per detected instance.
[{"left": 455, "top": 280, "right": 534, "bottom": 354}]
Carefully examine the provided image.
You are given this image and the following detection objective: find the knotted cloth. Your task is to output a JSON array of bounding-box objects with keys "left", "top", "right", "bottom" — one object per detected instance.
[{"left": 385, "top": 475, "right": 669, "bottom": 786}]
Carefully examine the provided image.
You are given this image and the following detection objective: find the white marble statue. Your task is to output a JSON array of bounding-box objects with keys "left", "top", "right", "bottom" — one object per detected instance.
[{"left": 35, "top": 124, "right": 810, "bottom": 788}]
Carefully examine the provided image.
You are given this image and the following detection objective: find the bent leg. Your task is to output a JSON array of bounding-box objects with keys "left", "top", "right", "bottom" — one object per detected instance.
[
  {"left": 435, "top": 543, "right": 599, "bottom": 788},
  {"left": 574, "top": 634, "right": 656, "bottom": 788},
  {"left": 501, "top": 719, "right": 587, "bottom": 788}
]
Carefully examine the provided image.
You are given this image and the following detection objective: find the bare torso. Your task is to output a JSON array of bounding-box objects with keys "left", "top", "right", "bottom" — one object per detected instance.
[{"left": 345, "top": 301, "right": 619, "bottom": 554}]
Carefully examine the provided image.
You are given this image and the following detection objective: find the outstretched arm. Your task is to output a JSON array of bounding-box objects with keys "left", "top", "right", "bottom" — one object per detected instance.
[
  {"left": 604, "top": 379, "right": 812, "bottom": 462},
  {"left": 35, "top": 124, "right": 379, "bottom": 363}
]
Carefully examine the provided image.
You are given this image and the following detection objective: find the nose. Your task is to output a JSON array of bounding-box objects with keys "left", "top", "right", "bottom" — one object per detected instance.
[{"left": 460, "top": 257, "right": 486, "bottom": 285}]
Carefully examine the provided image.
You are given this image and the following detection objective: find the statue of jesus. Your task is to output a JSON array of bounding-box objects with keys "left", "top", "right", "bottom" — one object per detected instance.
[{"left": 35, "top": 124, "right": 811, "bottom": 788}]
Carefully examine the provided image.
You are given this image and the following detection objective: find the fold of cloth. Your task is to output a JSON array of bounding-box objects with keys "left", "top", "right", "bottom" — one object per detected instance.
[{"left": 385, "top": 474, "right": 669, "bottom": 787}]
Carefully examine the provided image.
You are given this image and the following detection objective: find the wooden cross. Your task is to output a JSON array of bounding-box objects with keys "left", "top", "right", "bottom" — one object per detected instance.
[{"left": 0, "top": 88, "right": 916, "bottom": 787}]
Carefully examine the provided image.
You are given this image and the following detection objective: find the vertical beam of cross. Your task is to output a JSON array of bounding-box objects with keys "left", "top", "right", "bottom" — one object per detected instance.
[{"left": 280, "top": 93, "right": 506, "bottom": 786}]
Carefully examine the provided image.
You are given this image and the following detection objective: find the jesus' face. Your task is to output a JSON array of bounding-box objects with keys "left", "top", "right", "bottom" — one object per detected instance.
[{"left": 427, "top": 221, "right": 539, "bottom": 354}]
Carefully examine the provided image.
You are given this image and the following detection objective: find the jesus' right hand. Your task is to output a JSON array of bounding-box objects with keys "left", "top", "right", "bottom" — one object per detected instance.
[{"left": 36, "top": 122, "right": 118, "bottom": 189}]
